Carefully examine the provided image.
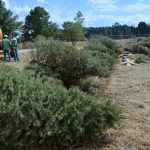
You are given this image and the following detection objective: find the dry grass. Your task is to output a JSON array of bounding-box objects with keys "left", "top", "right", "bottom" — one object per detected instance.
[
  {"left": 114, "top": 39, "right": 132, "bottom": 49},
  {"left": 102, "top": 64, "right": 150, "bottom": 150}
]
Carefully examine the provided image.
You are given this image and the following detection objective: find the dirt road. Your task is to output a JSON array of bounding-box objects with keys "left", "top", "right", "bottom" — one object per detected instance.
[{"left": 103, "top": 64, "right": 150, "bottom": 150}]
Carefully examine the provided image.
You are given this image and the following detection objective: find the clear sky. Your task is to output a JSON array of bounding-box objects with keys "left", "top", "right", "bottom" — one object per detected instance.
[{"left": 2, "top": 0, "right": 150, "bottom": 27}]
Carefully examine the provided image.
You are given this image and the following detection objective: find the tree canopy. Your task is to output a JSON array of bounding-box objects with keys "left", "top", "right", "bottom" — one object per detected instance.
[
  {"left": 24, "top": 6, "right": 50, "bottom": 40},
  {"left": 0, "top": 0, "right": 21, "bottom": 35},
  {"left": 74, "top": 11, "right": 85, "bottom": 25},
  {"left": 63, "top": 21, "right": 85, "bottom": 46},
  {"left": 137, "top": 21, "right": 149, "bottom": 36},
  {"left": 42, "top": 22, "right": 58, "bottom": 38}
]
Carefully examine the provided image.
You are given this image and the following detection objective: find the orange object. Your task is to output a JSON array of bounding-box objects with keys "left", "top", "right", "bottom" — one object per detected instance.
[
  {"left": 0, "top": 28, "right": 2, "bottom": 40},
  {"left": 0, "top": 28, "right": 3, "bottom": 54}
]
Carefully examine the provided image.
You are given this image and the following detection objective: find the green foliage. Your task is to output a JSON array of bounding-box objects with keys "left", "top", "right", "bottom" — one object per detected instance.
[
  {"left": 74, "top": 11, "right": 85, "bottom": 25},
  {"left": 126, "top": 37, "right": 150, "bottom": 57},
  {"left": 32, "top": 37, "right": 118, "bottom": 85},
  {"left": 32, "top": 38, "right": 90, "bottom": 85},
  {"left": 135, "top": 54, "right": 150, "bottom": 64},
  {"left": 78, "top": 76, "right": 102, "bottom": 94},
  {"left": 42, "top": 22, "right": 58, "bottom": 38},
  {"left": 87, "top": 51, "right": 115, "bottom": 77},
  {"left": 56, "top": 48, "right": 90, "bottom": 85},
  {"left": 63, "top": 21, "right": 85, "bottom": 46},
  {"left": 33, "top": 37, "right": 69, "bottom": 68},
  {"left": 85, "top": 23, "right": 135, "bottom": 39},
  {"left": 138, "top": 37, "right": 150, "bottom": 49},
  {"left": 25, "top": 63, "right": 61, "bottom": 84},
  {"left": 85, "top": 36, "right": 119, "bottom": 56},
  {"left": 0, "top": 65, "right": 120, "bottom": 149},
  {"left": 137, "top": 45, "right": 150, "bottom": 57},
  {"left": 24, "top": 6, "right": 50, "bottom": 40},
  {"left": 137, "top": 21, "right": 149, "bottom": 36},
  {"left": 0, "top": 0, "right": 21, "bottom": 35},
  {"left": 85, "top": 37, "right": 119, "bottom": 77}
]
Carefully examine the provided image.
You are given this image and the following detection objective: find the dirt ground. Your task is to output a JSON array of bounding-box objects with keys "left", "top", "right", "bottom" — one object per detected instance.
[
  {"left": 101, "top": 64, "right": 150, "bottom": 150},
  {"left": 0, "top": 51, "right": 31, "bottom": 70}
]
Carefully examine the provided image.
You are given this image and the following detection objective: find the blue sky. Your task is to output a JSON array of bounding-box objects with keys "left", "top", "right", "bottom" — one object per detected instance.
[{"left": 2, "top": 0, "right": 150, "bottom": 27}]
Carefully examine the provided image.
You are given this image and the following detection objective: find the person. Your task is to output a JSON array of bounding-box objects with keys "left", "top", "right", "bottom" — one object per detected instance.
[
  {"left": 11, "top": 38, "right": 19, "bottom": 61},
  {"left": 2, "top": 35, "right": 11, "bottom": 62}
]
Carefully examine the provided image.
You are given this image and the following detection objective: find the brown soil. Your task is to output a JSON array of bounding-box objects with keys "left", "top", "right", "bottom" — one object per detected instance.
[{"left": 101, "top": 64, "right": 150, "bottom": 150}]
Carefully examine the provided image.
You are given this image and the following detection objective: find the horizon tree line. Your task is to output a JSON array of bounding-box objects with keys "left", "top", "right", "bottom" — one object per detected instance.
[{"left": 1, "top": 0, "right": 150, "bottom": 43}]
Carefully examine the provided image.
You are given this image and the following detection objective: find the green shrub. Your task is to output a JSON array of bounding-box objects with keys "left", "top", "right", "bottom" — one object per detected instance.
[
  {"left": 32, "top": 38, "right": 90, "bottom": 85},
  {"left": 25, "top": 63, "right": 53, "bottom": 77},
  {"left": 25, "top": 63, "right": 61, "bottom": 84},
  {"left": 85, "top": 36, "right": 119, "bottom": 57},
  {"left": 126, "top": 37, "right": 150, "bottom": 57},
  {"left": 0, "top": 65, "right": 120, "bottom": 149},
  {"left": 22, "top": 41, "right": 35, "bottom": 49},
  {"left": 56, "top": 48, "right": 90, "bottom": 85},
  {"left": 129, "top": 44, "right": 150, "bottom": 56},
  {"left": 78, "top": 76, "right": 103, "bottom": 94},
  {"left": 84, "top": 37, "right": 119, "bottom": 78},
  {"left": 35, "top": 35, "right": 47, "bottom": 41},
  {"left": 138, "top": 37, "right": 150, "bottom": 48},
  {"left": 32, "top": 37, "right": 118, "bottom": 86},
  {"left": 137, "top": 45, "right": 150, "bottom": 57},
  {"left": 32, "top": 38, "right": 65, "bottom": 68},
  {"left": 135, "top": 54, "right": 150, "bottom": 64},
  {"left": 87, "top": 51, "right": 115, "bottom": 77}
]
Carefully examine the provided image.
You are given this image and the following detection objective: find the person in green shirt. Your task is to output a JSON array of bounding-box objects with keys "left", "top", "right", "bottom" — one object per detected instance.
[
  {"left": 11, "top": 38, "right": 19, "bottom": 61},
  {"left": 2, "top": 35, "right": 11, "bottom": 62}
]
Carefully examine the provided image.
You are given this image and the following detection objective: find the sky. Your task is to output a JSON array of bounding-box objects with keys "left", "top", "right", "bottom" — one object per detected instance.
[{"left": 2, "top": 0, "right": 150, "bottom": 27}]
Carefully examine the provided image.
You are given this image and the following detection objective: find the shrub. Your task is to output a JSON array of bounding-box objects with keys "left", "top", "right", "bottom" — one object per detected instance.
[
  {"left": 22, "top": 41, "right": 35, "bottom": 49},
  {"left": 32, "top": 38, "right": 64, "bottom": 68},
  {"left": 87, "top": 51, "right": 115, "bottom": 77},
  {"left": 32, "top": 38, "right": 90, "bottom": 85},
  {"left": 138, "top": 37, "right": 150, "bottom": 48},
  {"left": 137, "top": 45, "right": 150, "bottom": 57},
  {"left": 32, "top": 37, "right": 118, "bottom": 86},
  {"left": 129, "top": 44, "right": 150, "bottom": 57},
  {"left": 78, "top": 76, "right": 106, "bottom": 94},
  {"left": 85, "top": 36, "right": 119, "bottom": 57},
  {"left": 135, "top": 54, "right": 150, "bottom": 64},
  {"left": 56, "top": 48, "right": 90, "bottom": 85},
  {"left": 25, "top": 63, "right": 59, "bottom": 79},
  {"left": 0, "top": 65, "right": 120, "bottom": 149},
  {"left": 126, "top": 37, "right": 150, "bottom": 57},
  {"left": 84, "top": 37, "right": 119, "bottom": 78},
  {"left": 25, "top": 63, "right": 62, "bottom": 85}
]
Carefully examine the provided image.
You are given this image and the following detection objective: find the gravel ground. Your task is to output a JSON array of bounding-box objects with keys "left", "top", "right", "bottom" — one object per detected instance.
[{"left": 102, "top": 64, "right": 150, "bottom": 150}]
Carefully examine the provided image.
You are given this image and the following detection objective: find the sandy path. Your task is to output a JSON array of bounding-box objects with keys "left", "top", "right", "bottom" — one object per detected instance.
[{"left": 102, "top": 64, "right": 150, "bottom": 150}]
